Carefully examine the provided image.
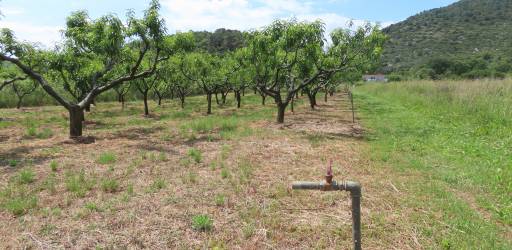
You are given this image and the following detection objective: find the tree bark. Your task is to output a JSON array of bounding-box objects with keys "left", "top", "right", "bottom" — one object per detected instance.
[
  {"left": 221, "top": 91, "right": 227, "bottom": 105},
  {"left": 324, "top": 90, "right": 328, "bottom": 102},
  {"left": 180, "top": 95, "right": 185, "bottom": 109},
  {"left": 121, "top": 95, "right": 125, "bottom": 110},
  {"left": 215, "top": 92, "right": 220, "bottom": 105},
  {"left": 277, "top": 103, "right": 286, "bottom": 123},
  {"left": 143, "top": 92, "right": 149, "bottom": 116},
  {"left": 16, "top": 97, "right": 23, "bottom": 109},
  {"left": 235, "top": 91, "right": 241, "bottom": 109},
  {"left": 261, "top": 94, "right": 266, "bottom": 105},
  {"left": 290, "top": 97, "right": 294, "bottom": 113},
  {"left": 206, "top": 93, "right": 212, "bottom": 115},
  {"left": 69, "top": 106, "right": 84, "bottom": 138},
  {"left": 307, "top": 92, "right": 317, "bottom": 110}
]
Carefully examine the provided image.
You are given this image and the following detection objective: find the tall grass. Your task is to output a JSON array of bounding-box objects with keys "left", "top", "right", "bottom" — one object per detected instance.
[{"left": 356, "top": 79, "right": 512, "bottom": 248}]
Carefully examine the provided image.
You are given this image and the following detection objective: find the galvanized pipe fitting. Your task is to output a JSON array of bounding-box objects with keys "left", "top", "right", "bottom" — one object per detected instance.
[{"left": 292, "top": 180, "right": 362, "bottom": 250}]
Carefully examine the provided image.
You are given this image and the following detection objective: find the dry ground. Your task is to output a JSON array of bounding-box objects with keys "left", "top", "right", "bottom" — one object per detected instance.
[{"left": 0, "top": 93, "right": 417, "bottom": 249}]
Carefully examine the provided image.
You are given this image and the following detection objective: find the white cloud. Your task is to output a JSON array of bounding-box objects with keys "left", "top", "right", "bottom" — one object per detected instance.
[
  {"left": 0, "top": 21, "right": 62, "bottom": 48},
  {"left": 0, "top": 0, "right": 395, "bottom": 47},
  {"left": 161, "top": 0, "right": 393, "bottom": 35}
]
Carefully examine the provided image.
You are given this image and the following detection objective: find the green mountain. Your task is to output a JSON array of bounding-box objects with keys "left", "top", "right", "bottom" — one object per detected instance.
[{"left": 382, "top": 0, "right": 512, "bottom": 72}]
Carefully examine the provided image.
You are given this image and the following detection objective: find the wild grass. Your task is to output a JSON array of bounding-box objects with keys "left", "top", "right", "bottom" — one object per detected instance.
[
  {"left": 65, "top": 170, "right": 95, "bottom": 198},
  {"left": 97, "top": 152, "right": 117, "bottom": 165},
  {"left": 356, "top": 79, "right": 512, "bottom": 249},
  {"left": 187, "top": 148, "right": 202, "bottom": 163},
  {"left": 191, "top": 214, "right": 213, "bottom": 231}
]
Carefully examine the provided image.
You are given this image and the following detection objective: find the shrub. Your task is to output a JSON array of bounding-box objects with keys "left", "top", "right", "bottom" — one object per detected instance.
[
  {"left": 188, "top": 148, "right": 202, "bottom": 163},
  {"left": 192, "top": 214, "right": 213, "bottom": 231},
  {"left": 97, "top": 152, "right": 117, "bottom": 165}
]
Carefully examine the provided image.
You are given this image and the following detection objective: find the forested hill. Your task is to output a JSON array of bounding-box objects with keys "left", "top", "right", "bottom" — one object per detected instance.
[{"left": 382, "top": 0, "right": 512, "bottom": 72}]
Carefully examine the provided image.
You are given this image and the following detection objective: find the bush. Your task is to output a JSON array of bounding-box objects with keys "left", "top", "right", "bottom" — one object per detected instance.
[{"left": 192, "top": 214, "right": 213, "bottom": 231}]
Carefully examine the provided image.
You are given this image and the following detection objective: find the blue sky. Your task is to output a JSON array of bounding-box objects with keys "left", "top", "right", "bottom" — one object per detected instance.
[{"left": 0, "top": 0, "right": 458, "bottom": 46}]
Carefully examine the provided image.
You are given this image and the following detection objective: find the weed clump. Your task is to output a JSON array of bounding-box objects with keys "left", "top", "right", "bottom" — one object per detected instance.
[
  {"left": 192, "top": 214, "right": 213, "bottom": 231},
  {"left": 188, "top": 148, "right": 202, "bottom": 163},
  {"left": 97, "top": 152, "right": 117, "bottom": 165}
]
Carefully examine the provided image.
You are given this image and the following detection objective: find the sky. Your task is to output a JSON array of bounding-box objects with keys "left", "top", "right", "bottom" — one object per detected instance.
[{"left": 0, "top": 0, "right": 458, "bottom": 47}]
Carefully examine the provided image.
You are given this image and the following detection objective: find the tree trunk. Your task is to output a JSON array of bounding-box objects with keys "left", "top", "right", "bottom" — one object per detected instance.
[
  {"left": 242, "top": 88, "right": 245, "bottom": 96},
  {"left": 16, "top": 97, "right": 22, "bottom": 109},
  {"left": 143, "top": 92, "right": 149, "bottom": 116},
  {"left": 307, "top": 92, "right": 316, "bottom": 110},
  {"left": 261, "top": 94, "right": 266, "bottom": 105},
  {"left": 290, "top": 97, "right": 294, "bottom": 113},
  {"left": 221, "top": 92, "right": 227, "bottom": 105},
  {"left": 235, "top": 91, "right": 241, "bottom": 109},
  {"left": 207, "top": 93, "right": 212, "bottom": 115},
  {"left": 277, "top": 103, "right": 286, "bottom": 123},
  {"left": 121, "top": 95, "right": 125, "bottom": 110},
  {"left": 180, "top": 95, "right": 185, "bottom": 109},
  {"left": 69, "top": 106, "right": 84, "bottom": 138},
  {"left": 324, "top": 90, "right": 328, "bottom": 102},
  {"left": 157, "top": 96, "right": 162, "bottom": 106},
  {"left": 215, "top": 92, "right": 220, "bottom": 105}
]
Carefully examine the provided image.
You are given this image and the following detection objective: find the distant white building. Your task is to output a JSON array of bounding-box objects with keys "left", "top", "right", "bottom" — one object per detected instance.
[{"left": 363, "top": 74, "right": 388, "bottom": 82}]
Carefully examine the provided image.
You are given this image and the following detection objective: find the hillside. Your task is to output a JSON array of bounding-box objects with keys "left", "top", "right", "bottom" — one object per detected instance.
[{"left": 382, "top": 0, "right": 512, "bottom": 72}]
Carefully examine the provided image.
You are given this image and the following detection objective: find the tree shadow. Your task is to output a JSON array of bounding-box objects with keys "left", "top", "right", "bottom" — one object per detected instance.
[
  {"left": 0, "top": 145, "right": 56, "bottom": 170},
  {"left": 108, "top": 126, "right": 165, "bottom": 140}
]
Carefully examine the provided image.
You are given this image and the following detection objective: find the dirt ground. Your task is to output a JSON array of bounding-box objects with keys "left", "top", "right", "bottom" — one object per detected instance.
[{"left": 0, "top": 93, "right": 414, "bottom": 249}]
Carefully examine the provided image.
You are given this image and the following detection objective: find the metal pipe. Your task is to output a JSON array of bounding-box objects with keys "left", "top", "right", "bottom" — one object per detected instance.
[{"left": 292, "top": 180, "right": 362, "bottom": 250}]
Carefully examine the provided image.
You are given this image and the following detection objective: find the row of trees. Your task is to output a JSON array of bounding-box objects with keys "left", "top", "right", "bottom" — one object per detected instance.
[{"left": 0, "top": 0, "right": 386, "bottom": 138}]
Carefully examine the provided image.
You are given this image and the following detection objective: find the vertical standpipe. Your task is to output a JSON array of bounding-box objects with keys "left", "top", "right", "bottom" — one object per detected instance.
[{"left": 291, "top": 180, "right": 362, "bottom": 250}]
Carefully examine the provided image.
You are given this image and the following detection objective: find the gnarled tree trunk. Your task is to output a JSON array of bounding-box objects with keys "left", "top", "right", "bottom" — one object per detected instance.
[
  {"left": 206, "top": 93, "right": 212, "bottom": 115},
  {"left": 69, "top": 105, "right": 84, "bottom": 138},
  {"left": 143, "top": 91, "right": 149, "bottom": 116},
  {"left": 277, "top": 103, "right": 287, "bottom": 123},
  {"left": 235, "top": 90, "right": 241, "bottom": 108}
]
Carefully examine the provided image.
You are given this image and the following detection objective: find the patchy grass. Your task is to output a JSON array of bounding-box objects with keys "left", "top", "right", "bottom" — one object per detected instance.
[
  {"left": 100, "top": 179, "right": 120, "bottom": 193},
  {"left": 17, "top": 169, "right": 36, "bottom": 184},
  {"left": 2, "top": 89, "right": 507, "bottom": 249},
  {"left": 187, "top": 148, "right": 202, "bottom": 163},
  {"left": 97, "top": 152, "right": 117, "bottom": 165},
  {"left": 192, "top": 214, "right": 213, "bottom": 231}
]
